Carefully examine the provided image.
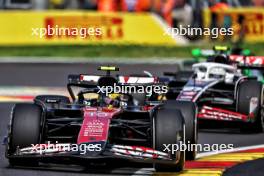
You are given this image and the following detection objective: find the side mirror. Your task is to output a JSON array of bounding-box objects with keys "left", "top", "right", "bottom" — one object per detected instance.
[{"left": 192, "top": 73, "right": 197, "bottom": 79}]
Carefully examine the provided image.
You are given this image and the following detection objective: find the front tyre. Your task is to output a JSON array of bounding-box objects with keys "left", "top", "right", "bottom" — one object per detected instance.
[
  {"left": 153, "top": 108, "right": 185, "bottom": 172},
  {"left": 7, "top": 103, "right": 43, "bottom": 166},
  {"left": 164, "top": 100, "right": 197, "bottom": 160},
  {"left": 237, "top": 80, "right": 264, "bottom": 133}
]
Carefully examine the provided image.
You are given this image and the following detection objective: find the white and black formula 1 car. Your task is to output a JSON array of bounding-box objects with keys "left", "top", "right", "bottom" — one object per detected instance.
[
  {"left": 166, "top": 62, "right": 264, "bottom": 133},
  {"left": 4, "top": 66, "right": 197, "bottom": 172}
]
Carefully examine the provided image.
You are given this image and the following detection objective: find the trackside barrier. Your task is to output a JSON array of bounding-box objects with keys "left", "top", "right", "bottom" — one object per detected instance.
[
  {"left": 0, "top": 11, "right": 177, "bottom": 46},
  {"left": 203, "top": 8, "right": 264, "bottom": 42}
]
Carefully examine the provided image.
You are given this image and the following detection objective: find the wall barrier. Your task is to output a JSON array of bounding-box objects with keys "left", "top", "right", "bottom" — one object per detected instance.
[
  {"left": 203, "top": 8, "right": 264, "bottom": 42},
  {"left": 0, "top": 11, "right": 177, "bottom": 46}
]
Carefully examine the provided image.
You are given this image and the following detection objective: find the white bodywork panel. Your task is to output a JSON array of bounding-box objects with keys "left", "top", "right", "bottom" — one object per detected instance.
[{"left": 192, "top": 62, "right": 242, "bottom": 84}]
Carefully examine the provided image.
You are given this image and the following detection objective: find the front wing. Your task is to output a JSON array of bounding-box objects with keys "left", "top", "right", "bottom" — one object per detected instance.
[
  {"left": 7, "top": 143, "right": 178, "bottom": 165},
  {"left": 198, "top": 106, "right": 251, "bottom": 122}
]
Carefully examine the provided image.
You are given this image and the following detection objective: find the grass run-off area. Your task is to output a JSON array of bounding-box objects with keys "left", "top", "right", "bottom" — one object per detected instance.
[{"left": 0, "top": 42, "right": 263, "bottom": 59}]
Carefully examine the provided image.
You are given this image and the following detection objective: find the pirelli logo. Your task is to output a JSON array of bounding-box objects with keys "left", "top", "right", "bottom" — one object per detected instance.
[
  {"left": 44, "top": 16, "right": 123, "bottom": 40},
  {"left": 243, "top": 13, "right": 264, "bottom": 35}
]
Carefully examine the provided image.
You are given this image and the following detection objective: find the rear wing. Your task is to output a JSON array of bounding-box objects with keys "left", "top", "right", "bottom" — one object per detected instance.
[
  {"left": 68, "top": 66, "right": 119, "bottom": 86},
  {"left": 67, "top": 74, "right": 100, "bottom": 101},
  {"left": 67, "top": 74, "right": 163, "bottom": 99},
  {"left": 229, "top": 55, "right": 264, "bottom": 69},
  {"left": 118, "top": 76, "right": 158, "bottom": 84},
  {"left": 68, "top": 74, "right": 99, "bottom": 87},
  {"left": 68, "top": 74, "right": 159, "bottom": 85}
]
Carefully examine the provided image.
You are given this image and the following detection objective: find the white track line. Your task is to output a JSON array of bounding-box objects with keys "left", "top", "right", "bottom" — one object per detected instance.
[
  {"left": 132, "top": 145, "right": 264, "bottom": 175},
  {"left": 0, "top": 56, "right": 187, "bottom": 64},
  {"left": 197, "top": 144, "right": 264, "bottom": 159},
  {"left": 0, "top": 86, "right": 67, "bottom": 96}
]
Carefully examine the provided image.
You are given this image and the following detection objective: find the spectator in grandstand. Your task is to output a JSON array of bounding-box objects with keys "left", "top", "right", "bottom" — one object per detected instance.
[
  {"left": 0, "top": 0, "right": 3, "bottom": 9},
  {"left": 33, "top": 0, "right": 49, "bottom": 9},
  {"left": 97, "top": 0, "right": 117, "bottom": 11},
  {"left": 120, "top": 0, "right": 151, "bottom": 12},
  {"left": 171, "top": 0, "right": 192, "bottom": 27},
  {"left": 49, "top": 0, "right": 67, "bottom": 9},
  {"left": 253, "top": 0, "right": 264, "bottom": 6},
  {"left": 97, "top": 0, "right": 151, "bottom": 12},
  {"left": 80, "top": 0, "right": 97, "bottom": 9},
  {"left": 152, "top": 0, "right": 176, "bottom": 26},
  {"left": 49, "top": 0, "right": 97, "bottom": 9},
  {"left": 208, "top": 0, "right": 229, "bottom": 40}
]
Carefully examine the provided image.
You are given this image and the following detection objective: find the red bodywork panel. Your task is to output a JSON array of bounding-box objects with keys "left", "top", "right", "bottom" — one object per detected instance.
[
  {"left": 77, "top": 107, "right": 121, "bottom": 144},
  {"left": 229, "top": 55, "right": 264, "bottom": 66},
  {"left": 198, "top": 106, "right": 248, "bottom": 122}
]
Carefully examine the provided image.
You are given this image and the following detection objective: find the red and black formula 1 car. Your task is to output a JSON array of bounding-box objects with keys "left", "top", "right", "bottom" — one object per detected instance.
[
  {"left": 5, "top": 66, "right": 196, "bottom": 172},
  {"left": 166, "top": 62, "right": 264, "bottom": 133}
]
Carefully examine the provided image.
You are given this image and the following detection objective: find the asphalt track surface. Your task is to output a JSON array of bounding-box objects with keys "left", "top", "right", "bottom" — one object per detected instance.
[
  {"left": 0, "top": 63, "right": 264, "bottom": 176},
  {"left": 223, "top": 158, "right": 264, "bottom": 176}
]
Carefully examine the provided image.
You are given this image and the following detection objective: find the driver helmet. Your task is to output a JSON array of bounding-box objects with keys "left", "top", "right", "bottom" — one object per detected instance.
[{"left": 208, "top": 54, "right": 229, "bottom": 64}]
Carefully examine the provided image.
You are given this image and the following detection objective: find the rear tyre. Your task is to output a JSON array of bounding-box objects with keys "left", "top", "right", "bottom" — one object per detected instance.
[
  {"left": 153, "top": 107, "right": 185, "bottom": 172},
  {"left": 237, "top": 80, "right": 264, "bottom": 133},
  {"left": 164, "top": 100, "right": 197, "bottom": 160},
  {"left": 7, "top": 103, "right": 43, "bottom": 166}
]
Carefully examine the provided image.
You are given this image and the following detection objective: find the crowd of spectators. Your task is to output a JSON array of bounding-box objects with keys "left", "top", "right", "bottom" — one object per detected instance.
[{"left": 0, "top": 0, "right": 263, "bottom": 28}]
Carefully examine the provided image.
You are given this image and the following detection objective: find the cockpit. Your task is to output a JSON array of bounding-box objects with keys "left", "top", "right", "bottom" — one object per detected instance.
[
  {"left": 192, "top": 62, "right": 240, "bottom": 83},
  {"left": 67, "top": 73, "right": 163, "bottom": 109}
]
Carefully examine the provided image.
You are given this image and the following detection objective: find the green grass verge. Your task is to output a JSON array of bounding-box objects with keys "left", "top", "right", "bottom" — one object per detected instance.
[{"left": 0, "top": 43, "right": 263, "bottom": 58}]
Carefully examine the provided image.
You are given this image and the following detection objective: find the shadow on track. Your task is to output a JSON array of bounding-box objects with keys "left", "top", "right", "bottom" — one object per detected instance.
[{"left": 4, "top": 162, "right": 154, "bottom": 175}]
